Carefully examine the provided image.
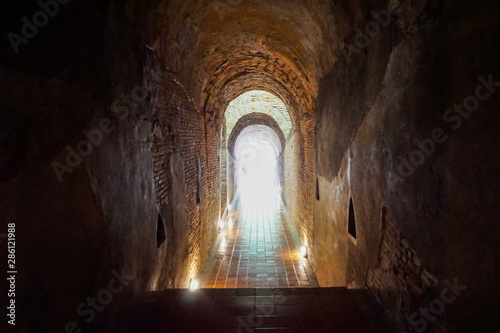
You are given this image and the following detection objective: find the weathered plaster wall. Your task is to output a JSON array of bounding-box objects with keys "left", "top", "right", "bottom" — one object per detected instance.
[
  {"left": 314, "top": 0, "right": 500, "bottom": 331},
  {"left": 0, "top": 1, "right": 221, "bottom": 331}
]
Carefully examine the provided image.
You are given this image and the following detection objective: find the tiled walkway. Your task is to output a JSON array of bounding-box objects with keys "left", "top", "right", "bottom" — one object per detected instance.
[{"left": 203, "top": 191, "right": 318, "bottom": 288}]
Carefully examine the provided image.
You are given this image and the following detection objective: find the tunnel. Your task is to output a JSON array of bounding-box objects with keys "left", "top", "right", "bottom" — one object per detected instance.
[{"left": 0, "top": 0, "right": 499, "bottom": 332}]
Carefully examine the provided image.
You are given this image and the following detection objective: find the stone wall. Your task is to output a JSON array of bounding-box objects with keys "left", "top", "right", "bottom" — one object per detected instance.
[{"left": 314, "top": 0, "right": 500, "bottom": 331}]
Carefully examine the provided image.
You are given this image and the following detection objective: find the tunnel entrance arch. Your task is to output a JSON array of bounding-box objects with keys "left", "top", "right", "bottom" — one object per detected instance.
[
  {"left": 221, "top": 90, "right": 292, "bottom": 211},
  {"left": 232, "top": 125, "right": 283, "bottom": 204}
]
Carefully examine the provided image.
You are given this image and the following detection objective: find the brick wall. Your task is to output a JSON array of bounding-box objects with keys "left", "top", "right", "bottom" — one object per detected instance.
[
  {"left": 152, "top": 67, "right": 220, "bottom": 288},
  {"left": 367, "top": 208, "right": 444, "bottom": 332},
  {"left": 283, "top": 118, "right": 315, "bottom": 256},
  {"left": 220, "top": 120, "right": 228, "bottom": 213}
]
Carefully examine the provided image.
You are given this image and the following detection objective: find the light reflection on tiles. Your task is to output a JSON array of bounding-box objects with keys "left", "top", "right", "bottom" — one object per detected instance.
[{"left": 204, "top": 191, "right": 319, "bottom": 288}]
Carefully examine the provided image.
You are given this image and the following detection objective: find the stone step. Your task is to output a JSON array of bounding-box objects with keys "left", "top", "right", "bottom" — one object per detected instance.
[{"left": 97, "top": 287, "right": 390, "bottom": 333}]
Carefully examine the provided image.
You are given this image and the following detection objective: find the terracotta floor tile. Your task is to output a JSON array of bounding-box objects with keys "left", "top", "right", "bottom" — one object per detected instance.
[{"left": 203, "top": 193, "right": 318, "bottom": 288}]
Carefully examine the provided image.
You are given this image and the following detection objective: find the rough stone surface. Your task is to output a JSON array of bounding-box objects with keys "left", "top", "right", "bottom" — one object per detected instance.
[{"left": 314, "top": 1, "right": 500, "bottom": 332}]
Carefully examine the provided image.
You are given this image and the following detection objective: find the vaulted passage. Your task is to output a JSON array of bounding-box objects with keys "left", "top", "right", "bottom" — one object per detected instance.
[
  {"left": 222, "top": 90, "right": 293, "bottom": 210},
  {"left": 1, "top": 0, "right": 499, "bottom": 332},
  {"left": 202, "top": 89, "right": 318, "bottom": 290}
]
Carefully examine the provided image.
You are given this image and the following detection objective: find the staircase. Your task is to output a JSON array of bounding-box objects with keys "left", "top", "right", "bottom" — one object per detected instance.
[{"left": 102, "top": 287, "right": 390, "bottom": 333}]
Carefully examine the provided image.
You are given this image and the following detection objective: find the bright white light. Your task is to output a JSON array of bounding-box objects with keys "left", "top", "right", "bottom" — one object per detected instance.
[
  {"left": 189, "top": 279, "right": 199, "bottom": 290},
  {"left": 220, "top": 237, "right": 227, "bottom": 250},
  {"left": 300, "top": 246, "right": 308, "bottom": 258},
  {"left": 219, "top": 220, "right": 225, "bottom": 230},
  {"left": 238, "top": 140, "right": 278, "bottom": 208},
  {"left": 228, "top": 218, "right": 234, "bottom": 229},
  {"left": 228, "top": 204, "right": 232, "bottom": 211}
]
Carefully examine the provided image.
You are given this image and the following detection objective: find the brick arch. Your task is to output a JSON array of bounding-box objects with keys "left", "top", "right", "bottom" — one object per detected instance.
[
  {"left": 226, "top": 90, "right": 292, "bottom": 141},
  {"left": 227, "top": 113, "right": 286, "bottom": 158},
  {"left": 206, "top": 62, "right": 312, "bottom": 130},
  {"left": 226, "top": 122, "right": 285, "bottom": 208}
]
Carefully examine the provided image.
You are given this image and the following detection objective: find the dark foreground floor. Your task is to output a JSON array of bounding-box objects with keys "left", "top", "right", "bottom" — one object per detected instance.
[{"left": 99, "top": 287, "right": 389, "bottom": 333}]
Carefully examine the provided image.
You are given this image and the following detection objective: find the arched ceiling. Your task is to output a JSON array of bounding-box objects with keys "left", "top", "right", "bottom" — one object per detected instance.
[
  {"left": 226, "top": 90, "right": 291, "bottom": 139},
  {"left": 133, "top": 0, "right": 351, "bottom": 127}
]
